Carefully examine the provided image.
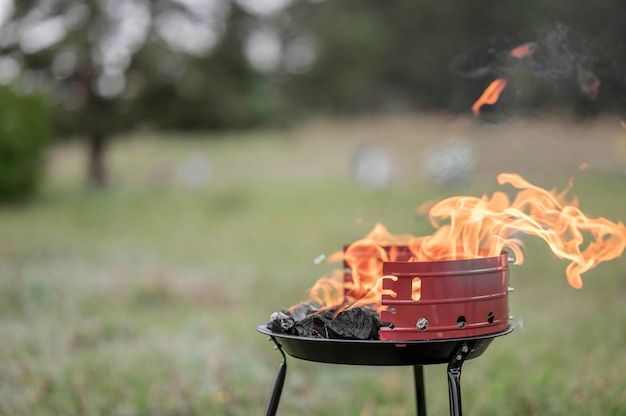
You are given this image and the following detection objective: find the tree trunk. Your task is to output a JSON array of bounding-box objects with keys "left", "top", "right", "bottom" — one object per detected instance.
[{"left": 87, "top": 133, "right": 108, "bottom": 188}]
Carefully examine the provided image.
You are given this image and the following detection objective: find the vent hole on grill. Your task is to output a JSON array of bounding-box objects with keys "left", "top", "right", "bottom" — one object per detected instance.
[
  {"left": 488, "top": 312, "right": 495, "bottom": 324},
  {"left": 386, "top": 306, "right": 397, "bottom": 314},
  {"left": 411, "top": 277, "right": 421, "bottom": 301},
  {"left": 457, "top": 316, "right": 466, "bottom": 328}
]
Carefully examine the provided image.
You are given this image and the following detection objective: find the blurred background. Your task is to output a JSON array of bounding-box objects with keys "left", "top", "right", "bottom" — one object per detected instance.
[{"left": 1, "top": 0, "right": 626, "bottom": 414}]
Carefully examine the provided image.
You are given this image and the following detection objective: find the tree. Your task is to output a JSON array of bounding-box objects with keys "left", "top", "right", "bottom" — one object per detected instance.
[
  {"left": 0, "top": 0, "right": 272, "bottom": 187},
  {"left": 0, "top": 85, "right": 48, "bottom": 201},
  {"left": 133, "top": 2, "right": 275, "bottom": 131}
]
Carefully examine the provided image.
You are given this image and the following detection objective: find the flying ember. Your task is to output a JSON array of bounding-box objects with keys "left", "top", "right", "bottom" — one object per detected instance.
[
  {"left": 471, "top": 42, "right": 536, "bottom": 115},
  {"left": 471, "top": 78, "right": 508, "bottom": 116},
  {"left": 303, "top": 173, "right": 626, "bottom": 313},
  {"left": 509, "top": 42, "right": 537, "bottom": 59}
]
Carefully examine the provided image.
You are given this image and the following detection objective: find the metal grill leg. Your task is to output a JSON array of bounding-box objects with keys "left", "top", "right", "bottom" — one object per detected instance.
[
  {"left": 413, "top": 365, "right": 427, "bottom": 416},
  {"left": 446, "top": 341, "right": 476, "bottom": 416},
  {"left": 264, "top": 337, "right": 287, "bottom": 416}
]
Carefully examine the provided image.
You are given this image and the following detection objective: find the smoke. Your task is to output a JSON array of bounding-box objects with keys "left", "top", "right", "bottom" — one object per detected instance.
[{"left": 449, "top": 22, "right": 626, "bottom": 116}]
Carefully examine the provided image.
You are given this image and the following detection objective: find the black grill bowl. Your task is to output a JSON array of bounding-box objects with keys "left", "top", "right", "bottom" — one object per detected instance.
[{"left": 257, "top": 324, "right": 513, "bottom": 366}]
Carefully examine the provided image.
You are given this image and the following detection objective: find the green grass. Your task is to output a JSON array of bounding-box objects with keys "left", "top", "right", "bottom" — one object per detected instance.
[{"left": 1, "top": 114, "right": 626, "bottom": 415}]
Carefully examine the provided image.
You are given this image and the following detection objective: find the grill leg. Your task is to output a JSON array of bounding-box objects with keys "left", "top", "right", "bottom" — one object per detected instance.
[
  {"left": 413, "top": 365, "right": 427, "bottom": 416},
  {"left": 446, "top": 341, "right": 476, "bottom": 416},
  {"left": 264, "top": 337, "right": 287, "bottom": 416}
]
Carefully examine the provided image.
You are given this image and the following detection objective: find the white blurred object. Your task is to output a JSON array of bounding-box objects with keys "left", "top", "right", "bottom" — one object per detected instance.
[
  {"left": 352, "top": 145, "right": 395, "bottom": 188},
  {"left": 423, "top": 138, "right": 475, "bottom": 187},
  {"left": 178, "top": 153, "right": 212, "bottom": 190},
  {"left": 313, "top": 254, "right": 326, "bottom": 264}
]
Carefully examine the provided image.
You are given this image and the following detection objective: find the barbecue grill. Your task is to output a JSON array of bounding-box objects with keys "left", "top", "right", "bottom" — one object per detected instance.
[{"left": 259, "top": 250, "right": 515, "bottom": 415}]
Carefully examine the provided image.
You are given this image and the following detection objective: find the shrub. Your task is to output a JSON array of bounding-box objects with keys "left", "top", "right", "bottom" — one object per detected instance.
[{"left": 0, "top": 85, "right": 49, "bottom": 202}]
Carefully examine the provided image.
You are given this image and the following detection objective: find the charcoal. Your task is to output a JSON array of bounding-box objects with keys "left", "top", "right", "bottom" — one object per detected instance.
[
  {"left": 289, "top": 302, "right": 321, "bottom": 322},
  {"left": 267, "top": 302, "right": 324, "bottom": 335},
  {"left": 325, "top": 308, "right": 381, "bottom": 340},
  {"left": 267, "top": 311, "right": 295, "bottom": 334},
  {"left": 293, "top": 315, "right": 321, "bottom": 337},
  {"left": 293, "top": 309, "right": 335, "bottom": 338},
  {"left": 317, "top": 309, "right": 337, "bottom": 321},
  {"left": 267, "top": 306, "right": 387, "bottom": 340}
]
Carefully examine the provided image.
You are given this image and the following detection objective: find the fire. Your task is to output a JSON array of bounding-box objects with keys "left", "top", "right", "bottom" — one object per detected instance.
[
  {"left": 303, "top": 269, "right": 344, "bottom": 307},
  {"left": 471, "top": 78, "right": 508, "bottom": 116},
  {"left": 409, "top": 173, "right": 626, "bottom": 289},
  {"left": 302, "top": 173, "right": 626, "bottom": 311}
]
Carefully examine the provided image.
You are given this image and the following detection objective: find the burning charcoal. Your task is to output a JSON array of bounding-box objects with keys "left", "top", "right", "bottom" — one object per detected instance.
[
  {"left": 293, "top": 322, "right": 321, "bottom": 338},
  {"left": 269, "top": 306, "right": 386, "bottom": 340},
  {"left": 325, "top": 307, "right": 381, "bottom": 340},
  {"left": 289, "top": 302, "right": 321, "bottom": 322},
  {"left": 317, "top": 309, "right": 337, "bottom": 322},
  {"left": 267, "top": 311, "right": 295, "bottom": 334},
  {"left": 293, "top": 309, "right": 335, "bottom": 338},
  {"left": 293, "top": 316, "right": 321, "bottom": 338}
]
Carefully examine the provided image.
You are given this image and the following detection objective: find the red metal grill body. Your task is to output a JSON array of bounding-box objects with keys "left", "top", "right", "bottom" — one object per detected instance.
[{"left": 379, "top": 252, "right": 510, "bottom": 340}]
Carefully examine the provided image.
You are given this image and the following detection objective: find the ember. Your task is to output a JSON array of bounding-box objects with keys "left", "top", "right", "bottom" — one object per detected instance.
[
  {"left": 471, "top": 78, "right": 508, "bottom": 115},
  {"left": 451, "top": 23, "right": 605, "bottom": 116},
  {"left": 471, "top": 42, "right": 535, "bottom": 115}
]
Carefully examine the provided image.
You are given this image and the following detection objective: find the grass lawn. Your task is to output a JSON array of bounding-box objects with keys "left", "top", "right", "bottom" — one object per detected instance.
[{"left": 1, "top": 113, "right": 626, "bottom": 415}]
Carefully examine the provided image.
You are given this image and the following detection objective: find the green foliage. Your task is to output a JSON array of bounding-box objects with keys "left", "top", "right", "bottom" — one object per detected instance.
[
  {"left": 0, "top": 86, "right": 48, "bottom": 202},
  {"left": 139, "top": 4, "right": 278, "bottom": 131}
]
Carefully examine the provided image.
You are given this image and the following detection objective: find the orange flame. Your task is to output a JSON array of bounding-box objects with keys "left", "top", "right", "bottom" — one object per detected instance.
[
  {"left": 471, "top": 43, "right": 536, "bottom": 116},
  {"left": 509, "top": 42, "right": 537, "bottom": 58},
  {"left": 303, "top": 269, "right": 344, "bottom": 308},
  {"left": 303, "top": 174, "right": 626, "bottom": 310},
  {"left": 409, "top": 173, "right": 626, "bottom": 289},
  {"left": 472, "top": 78, "right": 508, "bottom": 115}
]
